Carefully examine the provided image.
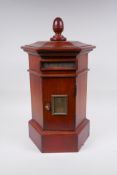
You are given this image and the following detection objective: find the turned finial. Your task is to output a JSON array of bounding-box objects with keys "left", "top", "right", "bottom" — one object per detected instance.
[{"left": 50, "top": 17, "right": 66, "bottom": 41}]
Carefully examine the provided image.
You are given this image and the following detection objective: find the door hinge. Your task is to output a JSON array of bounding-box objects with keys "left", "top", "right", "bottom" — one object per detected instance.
[{"left": 74, "top": 83, "right": 77, "bottom": 96}]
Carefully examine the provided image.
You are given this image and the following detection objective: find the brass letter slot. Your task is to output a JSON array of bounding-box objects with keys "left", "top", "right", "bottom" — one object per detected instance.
[{"left": 42, "top": 62, "right": 75, "bottom": 69}]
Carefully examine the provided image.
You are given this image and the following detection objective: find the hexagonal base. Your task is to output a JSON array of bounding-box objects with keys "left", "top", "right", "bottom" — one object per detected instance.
[{"left": 29, "top": 119, "right": 90, "bottom": 153}]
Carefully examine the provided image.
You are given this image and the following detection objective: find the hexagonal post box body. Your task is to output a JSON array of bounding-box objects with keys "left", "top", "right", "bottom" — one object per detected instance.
[{"left": 21, "top": 18, "right": 95, "bottom": 153}]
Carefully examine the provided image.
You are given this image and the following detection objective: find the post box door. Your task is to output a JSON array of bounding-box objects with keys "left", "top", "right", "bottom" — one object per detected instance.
[{"left": 43, "top": 77, "right": 76, "bottom": 131}]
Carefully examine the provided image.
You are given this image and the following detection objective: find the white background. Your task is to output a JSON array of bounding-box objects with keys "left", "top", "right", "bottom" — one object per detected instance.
[{"left": 0, "top": 0, "right": 117, "bottom": 175}]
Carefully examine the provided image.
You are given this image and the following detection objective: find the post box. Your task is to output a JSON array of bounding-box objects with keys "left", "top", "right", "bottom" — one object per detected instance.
[{"left": 21, "top": 17, "right": 95, "bottom": 153}]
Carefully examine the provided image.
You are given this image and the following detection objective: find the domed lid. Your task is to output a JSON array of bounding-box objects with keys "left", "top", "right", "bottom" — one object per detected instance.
[{"left": 21, "top": 17, "right": 95, "bottom": 54}]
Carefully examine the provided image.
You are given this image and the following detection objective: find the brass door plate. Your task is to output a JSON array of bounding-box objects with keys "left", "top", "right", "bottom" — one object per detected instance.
[{"left": 51, "top": 95, "right": 68, "bottom": 115}]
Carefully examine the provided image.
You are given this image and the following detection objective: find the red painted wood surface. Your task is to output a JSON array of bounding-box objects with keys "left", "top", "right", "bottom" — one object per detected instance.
[
  {"left": 29, "top": 54, "right": 43, "bottom": 127},
  {"left": 42, "top": 77, "right": 75, "bottom": 130},
  {"left": 76, "top": 54, "right": 88, "bottom": 127},
  {"left": 29, "top": 118, "right": 90, "bottom": 152}
]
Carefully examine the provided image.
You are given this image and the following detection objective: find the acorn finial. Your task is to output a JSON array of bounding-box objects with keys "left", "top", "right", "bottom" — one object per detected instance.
[{"left": 50, "top": 17, "right": 66, "bottom": 41}]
